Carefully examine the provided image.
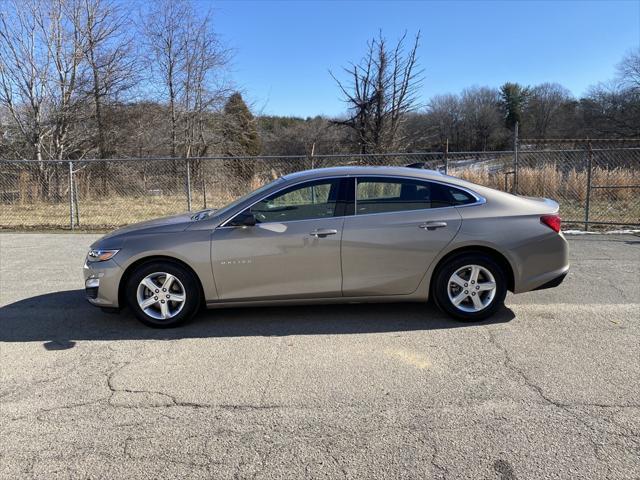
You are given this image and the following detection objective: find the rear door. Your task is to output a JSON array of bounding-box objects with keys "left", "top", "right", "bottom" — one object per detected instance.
[
  {"left": 211, "top": 178, "right": 348, "bottom": 301},
  {"left": 341, "top": 176, "right": 463, "bottom": 296}
]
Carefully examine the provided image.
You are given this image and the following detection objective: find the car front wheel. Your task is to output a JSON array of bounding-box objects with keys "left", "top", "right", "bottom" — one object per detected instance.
[
  {"left": 126, "top": 261, "right": 201, "bottom": 328},
  {"left": 433, "top": 253, "right": 507, "bottom": 321}
]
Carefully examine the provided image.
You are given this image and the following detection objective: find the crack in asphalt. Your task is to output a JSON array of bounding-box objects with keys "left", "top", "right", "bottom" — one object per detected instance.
[
  {"left": 106, "top": 360, "right": 214, "bottom": 409},
  {"left": 429, "top": 443, "right": 449, "bottom": 479},
  {"left": 101, "top": 350, "right": 294, "bottom": 413},
  {"left": 484, "top": 325, "right": 640, "bottom": 464}
]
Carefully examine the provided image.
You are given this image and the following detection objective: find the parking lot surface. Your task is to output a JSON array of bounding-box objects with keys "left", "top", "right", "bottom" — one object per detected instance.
[{"left": 1, "top": 233, "right": 639, "bottom": 479}]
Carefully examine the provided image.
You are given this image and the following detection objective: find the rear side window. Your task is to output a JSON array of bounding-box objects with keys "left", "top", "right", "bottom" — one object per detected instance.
[
  {"left": 447, "top": 187, "right": 476, "bottom": 205},
  {"left": 355, "top": 177, "right": 477, "bottom": 214}
]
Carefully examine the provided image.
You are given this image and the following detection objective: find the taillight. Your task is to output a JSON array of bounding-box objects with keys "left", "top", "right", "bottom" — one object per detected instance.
[{"left": 540, "top": 214, "right": 561, "bottom": 233}]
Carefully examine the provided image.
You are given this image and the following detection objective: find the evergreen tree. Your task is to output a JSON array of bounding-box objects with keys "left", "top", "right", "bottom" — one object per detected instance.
[
  {"left": 221, "top": 92, "right": 261, "bottom": 187},
  {"left": 222, "top": 93, "right": 261, "bottom": 156},
  {"left": 500, "top": 82, "right": 529, "bottom": 131}
]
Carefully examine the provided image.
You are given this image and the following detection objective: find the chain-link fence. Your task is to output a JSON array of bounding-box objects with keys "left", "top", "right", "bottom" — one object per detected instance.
[
  {"left": 516, "top": 140, "right": 640, "bottom": 230},
  {"left": 1, "top": 142, "right": 639, "bottom": 231}
]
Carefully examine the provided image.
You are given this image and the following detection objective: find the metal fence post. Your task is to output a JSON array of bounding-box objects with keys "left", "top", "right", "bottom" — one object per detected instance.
[
  {"left": 310, "top": 142, "right": 316, "bottom": 169},
  {"left": 513, "top": 122, "right": 519, "bottom": 194},
  {"left": 68, "top": 161, "right": 74, "bottom": 231},
  {"left": 443, "top": 139, "right": 449, "bottom": 174},
  {"left": 74, "top": 175, "right": 80, "bottom": 227},
  {"left": 202, "top": 176, "right": 207, "bottom": 209},
  {"left": 584, "top": 139, "right": 593, "bottom": 231},
  {"left": 185, "top": 158, "right": 192, "bottom": 211}
]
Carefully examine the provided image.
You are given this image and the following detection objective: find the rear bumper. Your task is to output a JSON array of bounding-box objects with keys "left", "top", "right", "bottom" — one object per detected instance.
[
  {"left": 512, "top": 232, "right": 570, "bottom": 293},
  {"left": 533, "top": 271, "right": 568, "bottom": 291}
]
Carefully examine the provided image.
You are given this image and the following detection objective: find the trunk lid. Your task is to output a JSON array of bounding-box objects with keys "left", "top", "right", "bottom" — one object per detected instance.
[{"left": 520, "top": 196, "right": 560, "bottom": 214}]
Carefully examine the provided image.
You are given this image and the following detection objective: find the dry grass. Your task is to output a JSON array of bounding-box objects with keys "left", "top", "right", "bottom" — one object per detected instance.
[
  {"left": 451, "top": 165, "right": 640, "bottom": 226},
  {"left": 0, "top": 195, "right": 230, "bottom": 230},
  {"left": 453, "top": 165, "right": 639, "bottom": 202},
  {"left": 1, "top": 165, "right": 639, "bottom": 230}
]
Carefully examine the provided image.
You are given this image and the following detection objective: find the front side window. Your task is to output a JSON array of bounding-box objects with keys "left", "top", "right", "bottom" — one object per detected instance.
[
  {"left": 211, "top": 177, "right": 285, "bottom": 218},
  {"left": 355, "top": 177, "right": 477, "bottom": 215},
  {"left": 242, "top": 179, "right": 342, "bottom": 223}
]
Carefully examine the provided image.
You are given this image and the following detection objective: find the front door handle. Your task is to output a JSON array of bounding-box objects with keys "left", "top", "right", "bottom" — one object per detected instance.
[
  {"left": 419, "top": 221, "right": 447, "bottom": 231},
  {"left": 310, "top": 228, "right": 338, "bottom": 238}
]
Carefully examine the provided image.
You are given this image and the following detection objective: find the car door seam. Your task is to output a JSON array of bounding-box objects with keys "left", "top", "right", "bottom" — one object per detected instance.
[
  {"left": 339, "top": 215, "right": 346, "bottom": 296},
  {"left": 411, "top": 208, "right": 464, "bottom": 295}
]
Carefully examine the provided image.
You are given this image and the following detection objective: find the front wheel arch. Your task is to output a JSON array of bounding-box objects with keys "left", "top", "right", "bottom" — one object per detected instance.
[{"left": 118, "top": 255, "right": 205, "bottom": 310}]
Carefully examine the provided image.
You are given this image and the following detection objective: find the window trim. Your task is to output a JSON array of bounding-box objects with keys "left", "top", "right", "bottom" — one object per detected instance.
[
  {"left": 218, "top": 174, "right": 485, "bottom": 228},
  {"left": 353, "top": 175, "right": 485, "bottom": 216}
]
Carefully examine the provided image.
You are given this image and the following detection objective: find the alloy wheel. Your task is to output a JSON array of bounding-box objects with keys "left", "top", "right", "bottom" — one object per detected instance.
[
  {"left": 447, "top": 264, "right": 497, "bottom": 313},
  {"left": 136, "top": 272, "right": 186, "bottom": 320}
]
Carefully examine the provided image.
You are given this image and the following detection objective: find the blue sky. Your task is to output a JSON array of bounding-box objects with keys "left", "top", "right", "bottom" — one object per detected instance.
[{"left": 204, "top": 0, "right": 640, "bottom": 117}]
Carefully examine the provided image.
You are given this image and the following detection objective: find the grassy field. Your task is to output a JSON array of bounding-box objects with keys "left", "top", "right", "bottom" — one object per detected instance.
[
  {"left": 453, "top": 165, "right": 640, "bottom": 228},
  {"left": 1, "top": 165, "right": 638, "bottom": 230},
  {"left": 0, "top": 194, "right": 229, "bottom": 231},
  {"left": 453, "top": 165, "right": 639, "bottom": 202}
]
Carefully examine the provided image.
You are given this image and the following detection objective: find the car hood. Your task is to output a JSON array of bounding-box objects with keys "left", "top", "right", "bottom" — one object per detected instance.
[{"left": 91, "top": 212, "right": 199, "bottom": 249}]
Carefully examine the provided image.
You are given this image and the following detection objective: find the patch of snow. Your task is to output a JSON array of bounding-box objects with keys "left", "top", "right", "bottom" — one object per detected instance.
[{"left": 563, "top": 229, "right": 640, "bottom": 235}]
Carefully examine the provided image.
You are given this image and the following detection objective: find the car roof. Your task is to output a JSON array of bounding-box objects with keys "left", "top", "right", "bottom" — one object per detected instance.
[{"left": 282, "top": 166, "right": 447, "bottom": 182}]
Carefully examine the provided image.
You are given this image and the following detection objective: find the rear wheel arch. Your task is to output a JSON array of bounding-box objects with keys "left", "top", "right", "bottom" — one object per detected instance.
[
  {"left": 118, "top": 255, "right": 205, "bottom": 309},
  {"left": 431, "top": 246, "right": 515, "bottom": 293}
]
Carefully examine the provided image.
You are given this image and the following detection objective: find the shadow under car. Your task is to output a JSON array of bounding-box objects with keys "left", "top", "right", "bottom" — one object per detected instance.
[{"left": 0, "top": 289, "right": 515, "bottom": 347}]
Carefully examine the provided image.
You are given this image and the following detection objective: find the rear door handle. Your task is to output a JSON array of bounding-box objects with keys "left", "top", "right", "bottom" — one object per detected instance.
[
  {"left": 419, "top": 221, "right": 447, "bottom": 231},
  {"left": 310, "top": 228, "right": 338, "bottom": 238}
]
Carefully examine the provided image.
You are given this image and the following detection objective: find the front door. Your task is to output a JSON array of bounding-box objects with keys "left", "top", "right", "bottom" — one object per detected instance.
[
  {"left": 211, "top": 178, "right": 347, "bottom": 301},
  {"left": 341, "top": 176, "right": 463, "bottom": 296}
]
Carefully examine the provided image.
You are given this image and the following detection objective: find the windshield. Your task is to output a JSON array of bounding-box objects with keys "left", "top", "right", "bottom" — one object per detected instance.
[{"left": 209, "top": 177, "right": 285, "bottom": 218}]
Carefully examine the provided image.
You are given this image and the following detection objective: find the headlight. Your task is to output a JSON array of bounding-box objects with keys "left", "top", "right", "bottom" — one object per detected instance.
[{"left": 87, "top": 249, "right": 119, "bottom": 262}]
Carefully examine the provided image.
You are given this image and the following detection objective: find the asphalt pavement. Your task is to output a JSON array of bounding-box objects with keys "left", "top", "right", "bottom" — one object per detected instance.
[{"left": 1, "top": 233, "right": 639, "bottom": 479}]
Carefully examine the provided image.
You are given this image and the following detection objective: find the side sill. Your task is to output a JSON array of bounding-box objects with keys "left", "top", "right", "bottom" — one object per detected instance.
[{"left": 205, "top": 294, "right": 422, "bottom": 309}]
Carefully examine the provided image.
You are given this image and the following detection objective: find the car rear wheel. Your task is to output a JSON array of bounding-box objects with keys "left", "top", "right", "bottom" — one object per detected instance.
[
  {"left": 433, "top": 253, "right": 507, "bottom": 321},
  {"left": 126, "top": 261, "right": 201, "bottom": 328}
]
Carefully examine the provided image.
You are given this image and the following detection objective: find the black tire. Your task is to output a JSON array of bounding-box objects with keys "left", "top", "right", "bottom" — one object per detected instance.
[
  {"left": 125, "top": 261, "right": 202, "bottom": 328},
  {"left": 432, "top": 253, "right": 507, "bottom": 322}
]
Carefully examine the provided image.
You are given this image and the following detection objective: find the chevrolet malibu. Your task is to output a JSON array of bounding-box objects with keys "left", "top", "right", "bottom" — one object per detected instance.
[{"left": 84, "top": 166, "right": 569, "bottom": 327}]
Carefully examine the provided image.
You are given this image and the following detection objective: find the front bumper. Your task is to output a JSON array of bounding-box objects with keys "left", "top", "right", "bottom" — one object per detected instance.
[{"left": 83, "top": 258, "right": 123, "bottom": 308}]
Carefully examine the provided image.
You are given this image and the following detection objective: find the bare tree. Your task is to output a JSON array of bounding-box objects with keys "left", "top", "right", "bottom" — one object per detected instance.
[
  {"left": 79, "top": 0, "right": 137, "bottom": 159},
  {"left": 616, "top": 48, "right": 640, "bottom": 92},
  {"left": 426, "top": 94, "right": 463, "bottom": 148},
  {"left": 42, "top": 0, "right": 86, "bottom": 162},
  {"left": 0, "top": 0, "right": 51, "bottom": 162},
  {"left": 581, "top": 81, "right": 640, "bottom": 138},
  {"left": 460, "top": 87, "right": 505, "bottom": 151},
  {"left": 525, "top": 83, "right": 573, "bottom": 138},
  {"left": 258, "top": 116, "right": 347, "bottom": 156},
  {"left": 142, "top": 0, "right": 229, "bottom": 192},
  {"left": 331, "top": 31, "right": 422, "bottom": 153},
  {"left": 143, "top": 0, "right": 190, "bottom": 158},
  {"left": 0, "top": 0, "right": 86, "bottom": 199},
  {"left": 74, "top": 0, "right": 137, "bottom": 194},
  {"left": 180, "top": 9, "right": 229, "bottom": 160}
]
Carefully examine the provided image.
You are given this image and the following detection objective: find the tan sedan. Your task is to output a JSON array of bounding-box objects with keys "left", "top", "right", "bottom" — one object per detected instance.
[{"left": 84, "top": 166, "right": 569, "bottom": 327}]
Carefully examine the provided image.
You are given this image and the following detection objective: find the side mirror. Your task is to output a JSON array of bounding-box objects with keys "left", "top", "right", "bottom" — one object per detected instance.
[{"left": 241, "top": 212, "right": 257, "bottom": 227}]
